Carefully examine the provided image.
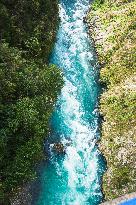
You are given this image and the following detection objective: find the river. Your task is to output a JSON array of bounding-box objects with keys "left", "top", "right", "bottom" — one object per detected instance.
[{"left": 35, "top": 0, "right": 105, "bottom": 204}]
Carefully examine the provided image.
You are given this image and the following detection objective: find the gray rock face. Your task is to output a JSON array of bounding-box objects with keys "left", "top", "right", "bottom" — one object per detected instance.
[{"left": 11, "top": 184, "right": 32, "bottom": 205}]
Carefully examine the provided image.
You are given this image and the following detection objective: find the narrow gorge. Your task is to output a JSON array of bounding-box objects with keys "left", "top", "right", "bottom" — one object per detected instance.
[
  {"left": 35, "top": 0, "right": 105, "bottom": 204},
  {"left": 1, "top": 0, "right": 135, "bottom": 204}
]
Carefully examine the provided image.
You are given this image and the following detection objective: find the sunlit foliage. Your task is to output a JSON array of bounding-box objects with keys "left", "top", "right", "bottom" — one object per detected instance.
[{"left": 88, "top": 0, "right": 136, "bottom": 200}]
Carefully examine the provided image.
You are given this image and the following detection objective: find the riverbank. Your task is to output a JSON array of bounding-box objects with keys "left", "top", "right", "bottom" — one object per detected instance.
[
  {"left": 87, "top": 0, "right": 136, "bottom": 201},
  {"left": 0, "top": 1, "right": 63, "bottom": 204},
  {"left": 10, "top": 184, "right": 32, "bottom": 205}
]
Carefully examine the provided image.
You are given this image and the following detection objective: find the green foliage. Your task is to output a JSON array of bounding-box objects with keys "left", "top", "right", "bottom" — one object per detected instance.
[
  {"left": 113, "top": 166, "right": 130, "bottom": 189},
  {"left": 0, "top": 0, "right": 59, "bottom": 60},
  {"left": 4, "top": 139, "right": 43, "bottom": 191},
  {"left": 103, "top": 165, "right": 132, "bottom": 199},
  {"left": 91, "top": 0, "right": 105, "bottom": 10},
  {"left": 88, "top": 0, "right": 136, "bottom": 200},
  {"left": 0, "top": 0, "right": 63, "bottom": 203}
]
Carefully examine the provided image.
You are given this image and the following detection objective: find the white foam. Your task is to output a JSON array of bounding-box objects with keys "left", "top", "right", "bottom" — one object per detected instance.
[{"left": 52, "top": 0, "right": 103, "bottom": 204}]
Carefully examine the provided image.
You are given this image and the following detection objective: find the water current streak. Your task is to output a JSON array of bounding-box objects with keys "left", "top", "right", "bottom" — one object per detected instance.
[{"left": 36, "top": 0, "right": 105, "bottom": 204}]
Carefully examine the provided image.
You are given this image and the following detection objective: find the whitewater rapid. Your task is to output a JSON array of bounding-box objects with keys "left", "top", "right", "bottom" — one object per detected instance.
[{"left": 36, "top": 0, "right": 105, "bottom": 204}]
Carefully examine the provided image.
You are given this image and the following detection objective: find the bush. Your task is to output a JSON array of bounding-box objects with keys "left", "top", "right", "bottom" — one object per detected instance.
[{"left": 0, "top": 0, "right": 63, "bottom": 203}]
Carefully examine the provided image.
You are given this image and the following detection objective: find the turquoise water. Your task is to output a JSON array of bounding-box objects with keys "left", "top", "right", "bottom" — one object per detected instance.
[{"left": 36, "top": 0, "right": 105, "bottom": 204}]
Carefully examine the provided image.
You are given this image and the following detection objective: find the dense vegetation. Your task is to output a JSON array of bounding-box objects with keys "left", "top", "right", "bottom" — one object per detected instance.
[
  {"left": 88, "top": 0, "right": 136, "bottom": 201},
  {"left": 0, "top": 0, "right": 63, "bottom": 204}
]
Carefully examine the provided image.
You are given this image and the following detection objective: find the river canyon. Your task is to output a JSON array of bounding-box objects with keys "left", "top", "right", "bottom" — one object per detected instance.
[{"left": 36, "top": 1, "right": 105, "bottom": 204}]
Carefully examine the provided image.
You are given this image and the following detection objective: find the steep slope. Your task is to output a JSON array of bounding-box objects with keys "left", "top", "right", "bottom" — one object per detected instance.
[
  {"left": 0, "top": 0, "right": 63, "bottom": 204},
  {"left": 87, "top": 0, "right": 136, "bottom": 200}
]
